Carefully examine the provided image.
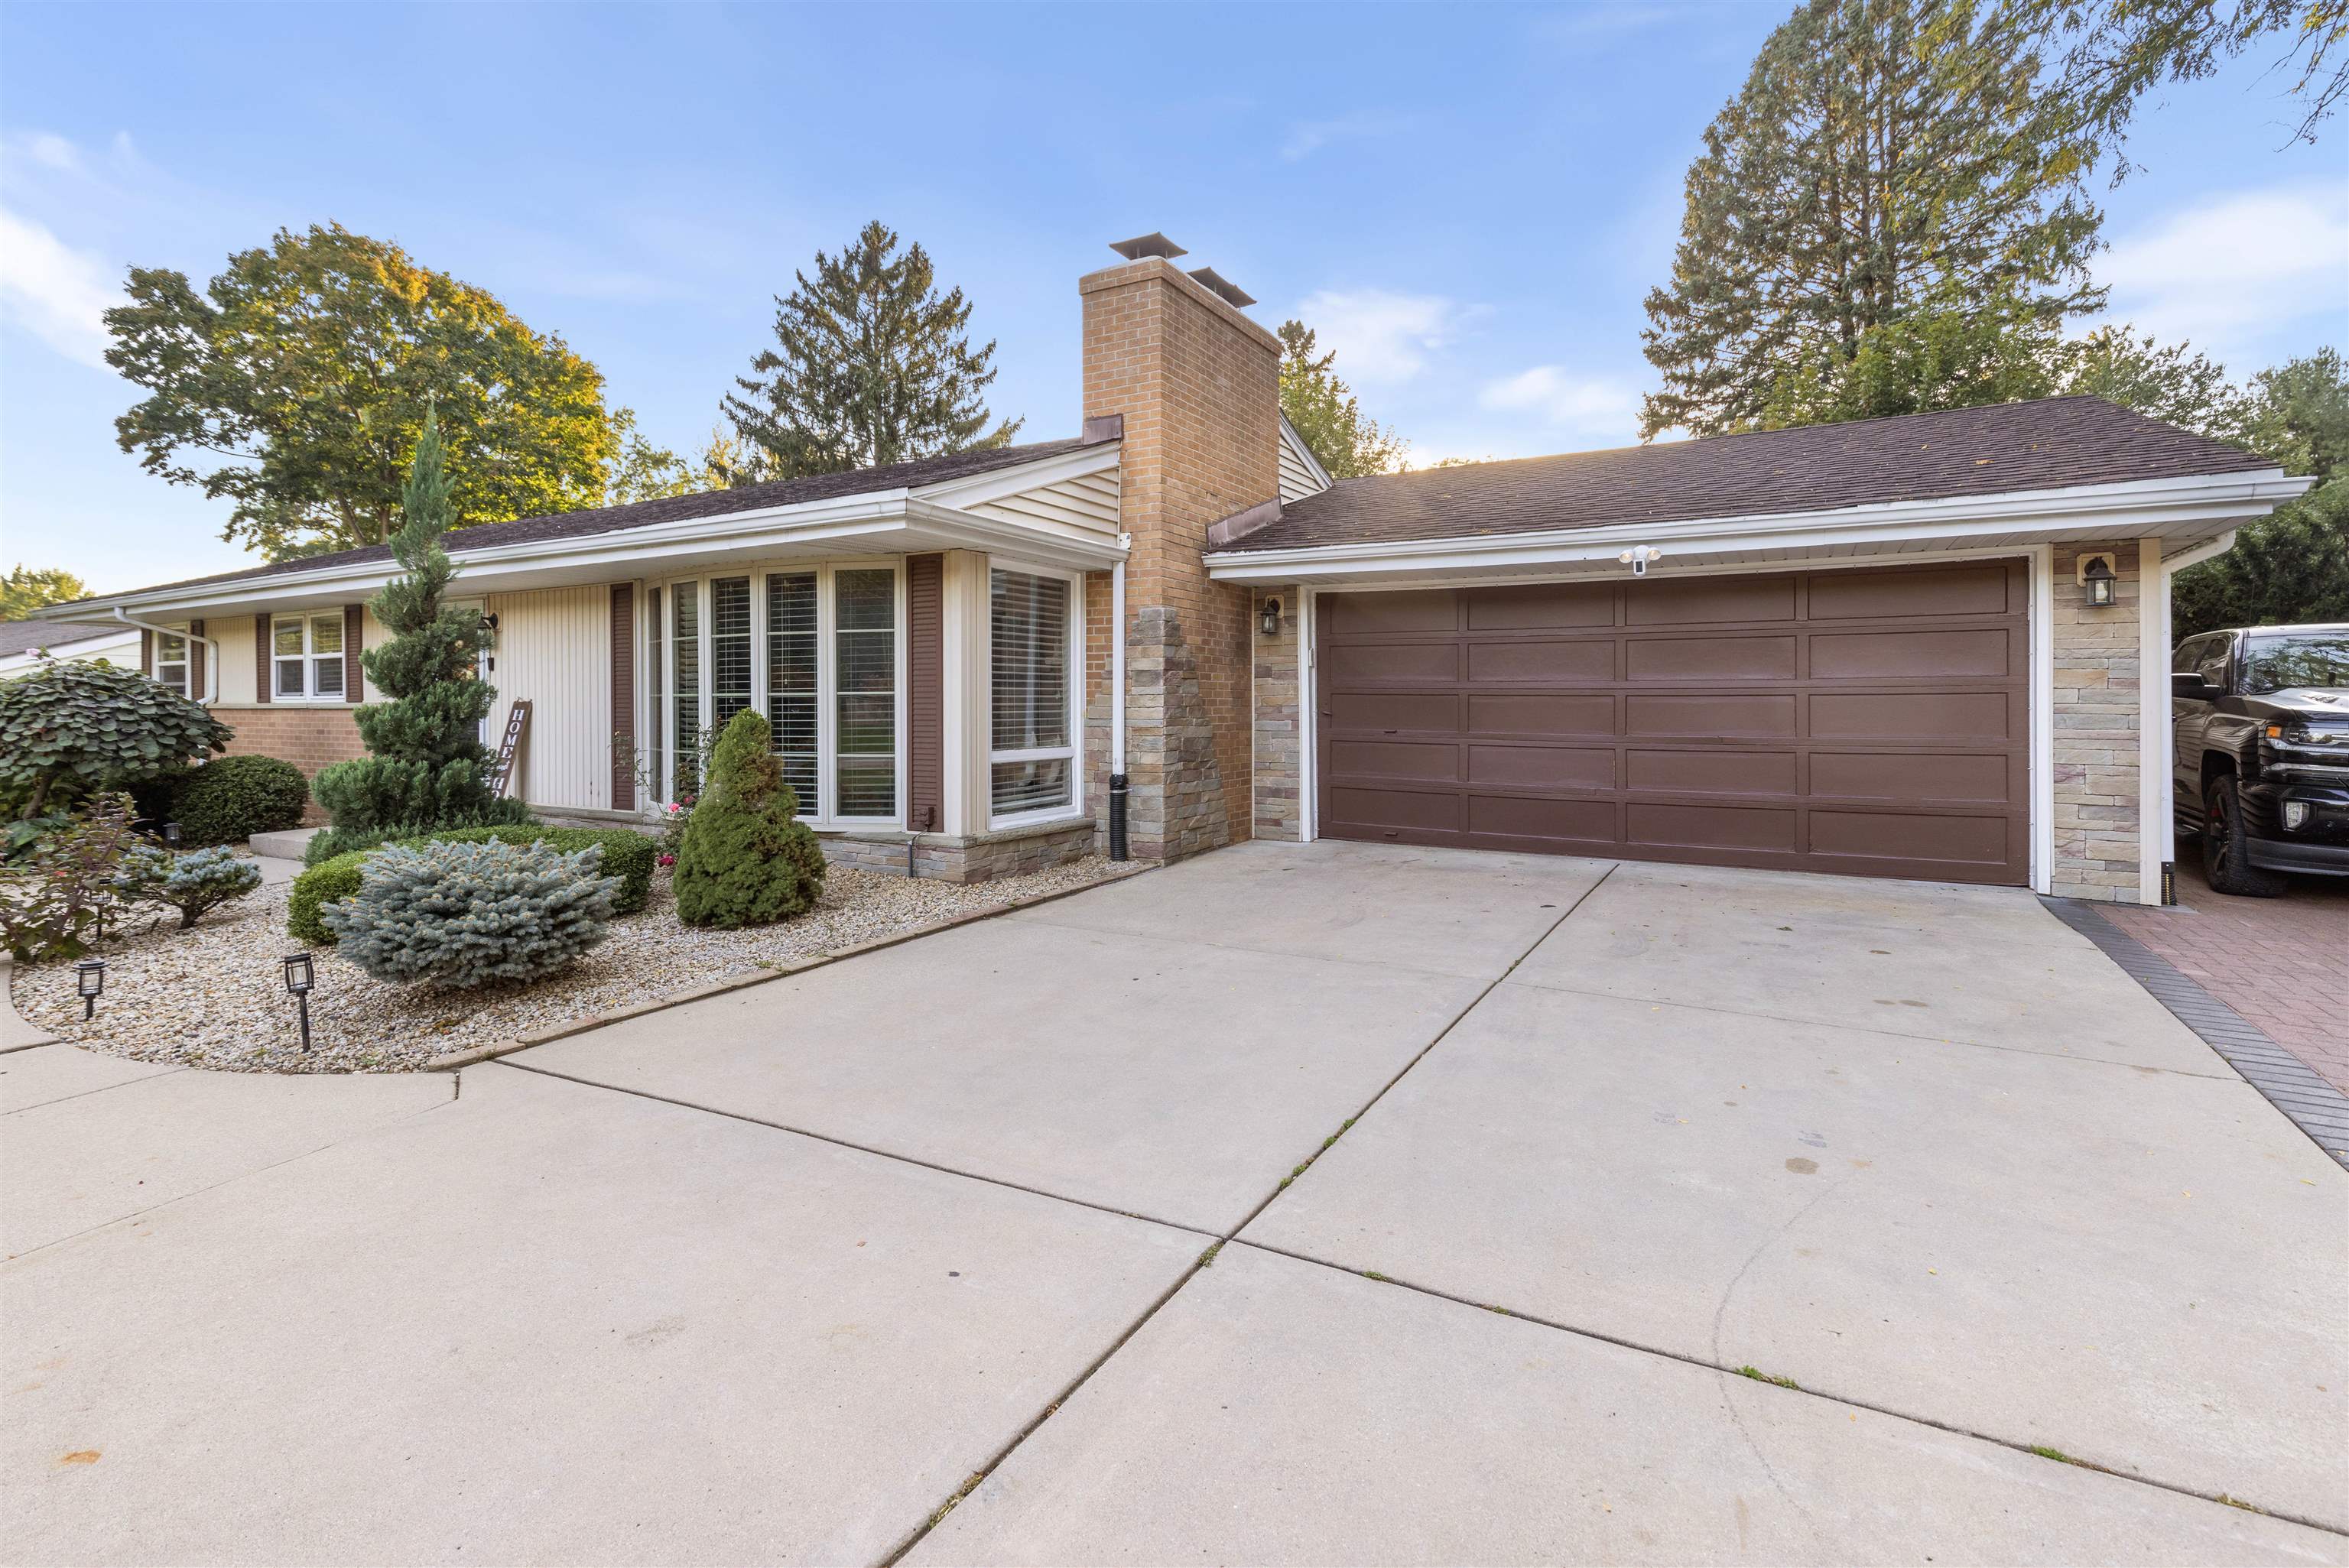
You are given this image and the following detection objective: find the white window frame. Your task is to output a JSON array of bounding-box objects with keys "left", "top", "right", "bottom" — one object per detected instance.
[
  {"left": 153, "top": 626, "right": 190, "bottom": 698},
  {"left": 655, "top": 559, "right": 906, "bottom": 829},
  {"left": 986, "top": 558, "right": 1086, "bottom": 829},
  {"left": 269, "top": 611, "right": 350, "bottom": 703}
]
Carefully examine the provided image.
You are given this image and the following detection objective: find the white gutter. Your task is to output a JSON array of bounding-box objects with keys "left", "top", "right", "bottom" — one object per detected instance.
[
  {"left": 1110, "top": 543, "right": 1128, "bottom": 778},
  {"left": 1203, "top": 469, "right": 2311, "bottom": 583},
  {"left": 112, "top": 607, "right": 219, "bottom": 705}
]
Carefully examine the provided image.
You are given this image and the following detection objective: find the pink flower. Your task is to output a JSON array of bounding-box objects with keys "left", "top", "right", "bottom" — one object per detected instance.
[{"left": 658, "top": 853, "right": 675, "bottom": 866}]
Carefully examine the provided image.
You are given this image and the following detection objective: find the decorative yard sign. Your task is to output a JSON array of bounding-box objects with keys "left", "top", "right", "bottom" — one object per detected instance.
[{"left": 489, "top": 701, "right": 531, "bottom": 798}]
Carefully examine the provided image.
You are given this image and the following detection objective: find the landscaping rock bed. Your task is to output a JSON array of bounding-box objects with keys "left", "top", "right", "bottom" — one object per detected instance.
[{"left": 10, "top": 857, "right": 1121, "bottom": 1073}]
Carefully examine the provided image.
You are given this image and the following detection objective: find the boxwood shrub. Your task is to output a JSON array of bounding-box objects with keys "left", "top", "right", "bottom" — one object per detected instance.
[
  {"left": 286, "top": 825, "right": 656, "bottom": 945},
  {"left": 171, "top": 755, "right": 310, "bottom": 846}
]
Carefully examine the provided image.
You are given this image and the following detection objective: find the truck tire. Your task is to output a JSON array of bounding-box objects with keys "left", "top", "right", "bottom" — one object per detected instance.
[{"left": 2202, "top": 776, "right": 2288, "bottom": 898}]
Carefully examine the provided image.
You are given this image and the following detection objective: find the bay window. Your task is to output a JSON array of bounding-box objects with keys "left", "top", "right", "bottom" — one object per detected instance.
[
  {"left": 271, "top": 612, "right": 346, "bottom": 700},
  {"left": 658, "top": 562, "right": 902, "bottom": 823},
  {"left": 989, "top": 565, "right": 1079, "bottom": 823}
]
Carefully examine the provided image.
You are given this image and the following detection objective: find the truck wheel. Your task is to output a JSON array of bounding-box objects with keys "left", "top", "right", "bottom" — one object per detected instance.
[{"left": 2202, "top": 777, "right": 2288, "bottom": 898}]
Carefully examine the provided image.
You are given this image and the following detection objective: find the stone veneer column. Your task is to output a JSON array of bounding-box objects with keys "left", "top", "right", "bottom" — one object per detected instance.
[
  {"left": 1251, "top": 586, "right": 1304, "bottom": 841},
  {"left": 2049, "top": 541, "right": 2146, "bottom": 901},
  {"left": 1079, "top": 257, "right": 1282, "bottom": 862}
]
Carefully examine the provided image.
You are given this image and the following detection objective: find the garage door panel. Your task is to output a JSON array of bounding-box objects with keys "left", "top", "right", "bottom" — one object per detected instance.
[
  {"left": 1467, "top": 639, "right": 1613, "bottom": 683},
  {"left": 1467, "top": 794, "right": 1617, "bottom": 842},
  {"left": 1326, "top": 642, "right": 1457, "bottom": 683},
  {"left": 1808, "top": 810, "right": 2011, "bottom": 868},
  {"left": 1808, "top": 562, "right": 2012, "bottom": 620},
  {"left": 1467, "top": 745, "right": 1614, "bottom": 789},
  {"left": 1329, "top": 740, "right": 1460, "bottom": 782},
  {"left": 1465, "top": 583, "right": 1613, "bottom": 629},
  {"left": 1809, "top": 627, "right": 2013, "bottom": 680},
  {"left": 1330, "top": 692, "right": 1460, "bottom": 733},
  {"left": 1628, "top": 802, "right": 1798, "bottom": 853},
  {"left": 1810, "top": 690, "right": 2015, "bottom": 743},
  {"left": 1328, "top": 786, "right": 1461, "bottom": 833},
  {"left": 1626, "top": 635, "right": 1798, "bottom": 681},
  {"left": 1809, "top": 752, "right": 2013, "bottom": 805},
  {"left": 1468, "top": 693, "right": 1616, "bottom": 738},
  {"left": 1625, "top": 693, "right": 1799, "bottom": 739},
  {"left": 1626, "top": 575, "right": 1797, "bottom": 625},
  {"left": 1627, "top": 749, "right": 1798, "bottom": 796},
  {"left": 1316, "top": 563, "right": 2029, "bottom": 886}
]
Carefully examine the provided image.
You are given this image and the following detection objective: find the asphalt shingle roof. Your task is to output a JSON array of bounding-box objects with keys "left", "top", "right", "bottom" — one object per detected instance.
[
  {"left": 1225, "top": 397, "right": 2275, "bottom": 554},
  {"left": 0, "top": 619, "right": 123, "bottom": 657},
  {"left": 67, "top": 436, "right": 1104, "bottom": 604}
]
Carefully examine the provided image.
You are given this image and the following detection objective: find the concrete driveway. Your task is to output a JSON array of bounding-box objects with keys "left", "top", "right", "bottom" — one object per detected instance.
[{"left": 5, "top": 842, "right": 2344, "bottom": 1566}]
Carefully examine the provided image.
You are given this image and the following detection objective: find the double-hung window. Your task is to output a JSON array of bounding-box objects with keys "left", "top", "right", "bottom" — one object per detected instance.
[
  {"left": 989, "top": 565, "right": 1080, "bottom": 824},
  {"left": 271, "top": 612, "right": 346, "bottom": 700},
  {"left": 657, "top": 563, "right": 902, "bottom": 823},
  {"left": 154, "top": 630, "right": 190, "bottom": 697}
]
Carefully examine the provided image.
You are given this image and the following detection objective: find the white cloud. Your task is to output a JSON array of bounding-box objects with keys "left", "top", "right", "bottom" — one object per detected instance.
[
  {"left": 1478, "top": 366, "right": 1642, "bottom": 437},
  {"left": 1296, "top": 287, "right": 1464, "bottom": 384},
  {"left": 2096, "top": 183, "right": 2349, "bottom": 357},
  {"left": 1280, "top": 112, "right": 1408, "bottom": 163},
  {"left": 0, "top": 208, "right": 121, "bottom": 368}
]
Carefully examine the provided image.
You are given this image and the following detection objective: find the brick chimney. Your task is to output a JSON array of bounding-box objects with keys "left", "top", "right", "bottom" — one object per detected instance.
[{"left": 1080, "top": 240, "right": 1282, "bottom": 862}]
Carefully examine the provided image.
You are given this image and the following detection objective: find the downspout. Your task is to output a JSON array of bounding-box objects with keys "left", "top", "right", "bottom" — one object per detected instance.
[
  {"left": 1107, "top": 541, "right": 1129, "bottom": 862},
  {"left": 112, "top": 607, "right": 219, "bottom": 706}
]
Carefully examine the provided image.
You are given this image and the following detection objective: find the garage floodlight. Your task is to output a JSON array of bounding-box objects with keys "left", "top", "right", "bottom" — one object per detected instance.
[{"left": 1619, "top": 545, "right": 1664, "bottom": 576}]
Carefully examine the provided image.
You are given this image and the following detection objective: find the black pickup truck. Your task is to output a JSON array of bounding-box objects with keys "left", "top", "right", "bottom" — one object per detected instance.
[{"left": 2171, "top": 624, "right": 2349, "bottom": 895}]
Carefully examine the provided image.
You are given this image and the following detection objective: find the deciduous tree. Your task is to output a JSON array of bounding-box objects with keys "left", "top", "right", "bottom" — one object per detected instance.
[
  {"left": 106, "top": 225, "right": 614, "bottom": 560},
  {"left": 0, "top": 566, "right": 89, "bottom": 621}
]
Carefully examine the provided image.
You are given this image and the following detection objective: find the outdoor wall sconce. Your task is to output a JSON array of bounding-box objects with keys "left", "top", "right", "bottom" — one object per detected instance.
[
  {"left": 281, "top": 951, "right": 315, "bottom": 1053},
  {"left": 2079, "top": 553, "right": 2119, "bottom": 609},
  {"left": 1260, "top": 597, "right": 1282, "bottom": 637},
  {"left": 74, "top": 958, "right": 105, "bottom": 1021}
]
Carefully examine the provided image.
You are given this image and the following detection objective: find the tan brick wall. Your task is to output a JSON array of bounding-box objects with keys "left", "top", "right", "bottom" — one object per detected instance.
[
  {"left": 1080, "top": 258, "right": 1282, "bottom": 862},
  {"left": 2050, "top": 541, "right": 2144, "bottom": 901},
  {"left": 213, "top": 704, "right": 366, "bottom": 825},
  {"left": 1252, "top": 586, "right": 1303, "bottom": 841}
]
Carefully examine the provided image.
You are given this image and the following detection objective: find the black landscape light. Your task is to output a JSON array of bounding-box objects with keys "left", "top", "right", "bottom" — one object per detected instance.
[
  {"left": 281, "top": 952, "right": 315, "bottom": 1053},
  {"left": 162, "top": 821, "right": 181, "bottom": 848},
  {"left": 1259, "top": 596, "right": 1282, "bottom": 637},
  {"left": 74, "top": 958, "right": 106, "bottom": 1020}
]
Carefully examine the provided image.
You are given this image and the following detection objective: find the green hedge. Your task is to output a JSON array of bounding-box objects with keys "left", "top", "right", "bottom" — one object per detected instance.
[
  {"left": 173, "top": 755, "right": 310, "bottom": 846},
  {"left": 287, "top": 825, "right": 657, "bottom": 945}
]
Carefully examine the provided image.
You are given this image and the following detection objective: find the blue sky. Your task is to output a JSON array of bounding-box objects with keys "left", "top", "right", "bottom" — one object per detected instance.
[{"left": 3, "top": 1, "right": 2344, "bottom": 595}]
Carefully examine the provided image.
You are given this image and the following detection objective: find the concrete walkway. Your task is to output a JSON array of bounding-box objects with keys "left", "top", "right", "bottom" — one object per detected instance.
[{"left": 4, "top": 842, "right": 2343, "bottom": 1565}]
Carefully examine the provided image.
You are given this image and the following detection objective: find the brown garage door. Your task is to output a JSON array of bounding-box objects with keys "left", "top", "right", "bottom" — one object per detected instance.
[{"left": 1314, "top": 560, "right": 2029, "bottom": 885}]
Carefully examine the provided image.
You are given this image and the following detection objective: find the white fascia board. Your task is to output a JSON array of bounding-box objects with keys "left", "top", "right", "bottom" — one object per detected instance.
[
  {"left": 1278, "top": 414, "right": 1334, "bottom": 493},
  {"left": 912, "top": 440, "right": 1121, "bottom": 508},
  {"left": 1204, "top": 469, "right": 2309, "bottom": 583}
]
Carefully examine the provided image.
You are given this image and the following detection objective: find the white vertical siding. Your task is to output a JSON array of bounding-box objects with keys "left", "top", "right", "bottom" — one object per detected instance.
[
  {"left": 212, "top": 618, "right": 257, "bottom": 704},
  {"left": 482, "top": 584, "right": 612, "bottom": 813}
]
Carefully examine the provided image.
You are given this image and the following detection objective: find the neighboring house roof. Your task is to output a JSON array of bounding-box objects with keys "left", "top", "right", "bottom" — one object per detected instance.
[
  {"left": 50, "top": 435, "right": 1111, "bottom": 608},
  {"left": 1218, "top": 397, "right": 2276, "bottom": 554},
  {"left": 0, "top": 619, "right": 125, "bottom": 657}
]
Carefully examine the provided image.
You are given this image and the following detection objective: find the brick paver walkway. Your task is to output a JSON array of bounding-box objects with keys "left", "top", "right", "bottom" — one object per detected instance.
[{"left": 2102, "top": 848, "right": 2349, "bottom": 1093}]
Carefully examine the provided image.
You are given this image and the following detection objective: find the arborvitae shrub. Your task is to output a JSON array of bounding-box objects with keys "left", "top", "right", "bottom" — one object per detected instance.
[{"left": 673, "top": 709, "right": 826, "bottom": 928}]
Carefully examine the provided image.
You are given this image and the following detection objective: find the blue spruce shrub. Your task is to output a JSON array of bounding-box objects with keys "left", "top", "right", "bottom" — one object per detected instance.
[
  {"left": 151, "top": 846, "right": 263, "bottom": 929},
  {"left": 321, "top": 838, "right": 620, "bottom": 989}
]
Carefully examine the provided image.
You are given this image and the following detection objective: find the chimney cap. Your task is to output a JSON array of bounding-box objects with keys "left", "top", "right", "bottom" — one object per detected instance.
[
  {"left": 1108, "top": 232, "right": 1187, "bottom": 261},
  {"left": 1186, "top": 266, "right": 1256, "bottom": 310}
]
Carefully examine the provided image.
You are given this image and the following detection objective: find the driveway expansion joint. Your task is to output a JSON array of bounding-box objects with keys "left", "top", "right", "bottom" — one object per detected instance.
[
  {"left": 2042, "top": 894, "right": 2349, "bottom": 1167},
  {"left": 1223, "top": 1234, "right": 2349, "bottom": 1539}
]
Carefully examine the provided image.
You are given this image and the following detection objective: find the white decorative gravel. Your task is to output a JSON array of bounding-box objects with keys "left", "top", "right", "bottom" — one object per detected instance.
[{"left": 10, "top": 857, "right": 1119, "bottom": 1074}]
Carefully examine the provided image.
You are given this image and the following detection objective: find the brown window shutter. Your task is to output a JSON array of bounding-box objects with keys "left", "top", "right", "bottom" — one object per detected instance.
[
  {"left": 905, "top": 554, "right": 944, "bottom": 833},
  {"left": 189, "top": 619, "right": 206, "bottom": 700},
  {"left": 140, "top": 628, "right": 154, "bottom": 677},
  {"left": 254, "top": 613, "right": 271, "bottom": 703},
  {"left": 343, "top": 605, "right": 364, "bottom": 702},
  {"left": 609, "top": 583, "right": 636, "bottom": 812}
]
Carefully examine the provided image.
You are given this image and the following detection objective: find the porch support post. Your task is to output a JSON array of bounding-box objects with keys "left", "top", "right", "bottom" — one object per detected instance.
[
  {"left": 2138, "top": 536, "right": 2172, "bottom": 906},
  {"left": 939, "top": 550, "right": 991, "bottom": 837}
]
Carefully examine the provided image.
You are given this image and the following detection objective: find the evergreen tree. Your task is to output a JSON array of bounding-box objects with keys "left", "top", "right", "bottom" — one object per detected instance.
[
  {"left": 720, "top": 221, "right": 1021, "bottom": 481},
  {"left": 2173, "top": 349, "right": 2349, "bottom": 637},
  {"left": 673, "top": 709, "right": 826, "bottom": 928},
  {"left": 1640, "top": 0, "right": 2104, "bottom": 438},
  {"left": 1277, "top": 320, "right": 1410, "bottom": 476},
  {"left": 311, "top": 414, "right": 532, "bottom": 842}
]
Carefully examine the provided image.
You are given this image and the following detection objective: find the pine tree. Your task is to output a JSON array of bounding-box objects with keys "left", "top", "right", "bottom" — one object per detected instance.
[
  {"left": 1640, "top": 0, "right": 2105, "bottom": 439},
  {"left": 311, "top": 414, "right": 532, "bottom": 843},
  {"left": 720, "top": 221, "right": 1021, "bottom": 481},
  {"left": 1277, "top": 321, "right": 1410, "bottom": 477}
]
